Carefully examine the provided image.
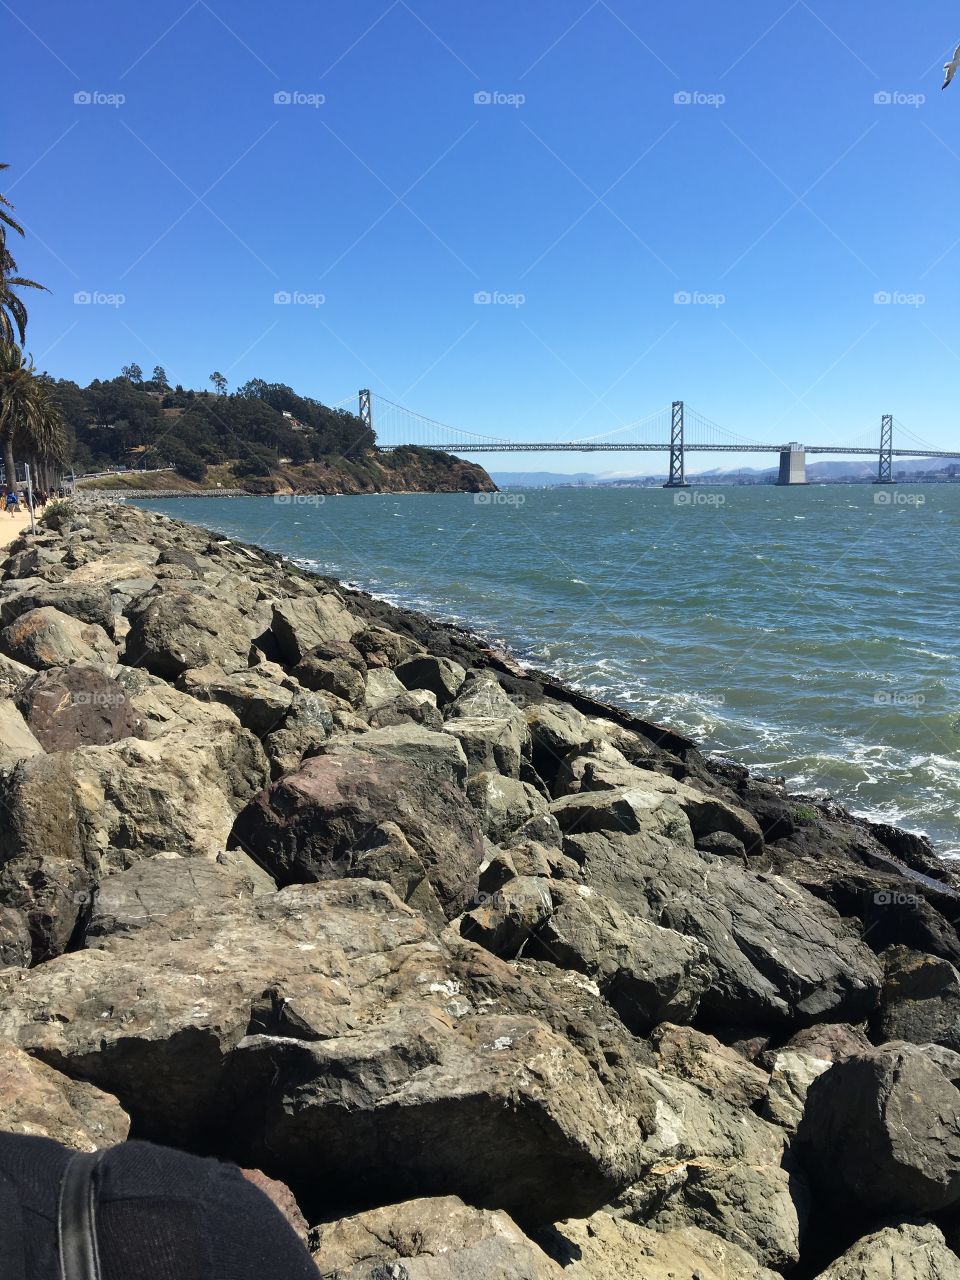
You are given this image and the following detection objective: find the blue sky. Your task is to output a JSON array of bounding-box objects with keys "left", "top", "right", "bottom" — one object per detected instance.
[{"left": 5, "top": 0, "right": 960, "bottom": 472}]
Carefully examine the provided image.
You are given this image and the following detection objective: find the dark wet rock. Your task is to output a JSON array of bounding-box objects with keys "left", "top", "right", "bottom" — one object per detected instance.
[
  {"left": 876, "top": 945, "right": 960, "bottom": 1052},
  {"left": 15, "top": 665, "right": 144, "bottom": 750},
  {"left": 799, "top": 1043, "right": 960, "bottom": 1214}
]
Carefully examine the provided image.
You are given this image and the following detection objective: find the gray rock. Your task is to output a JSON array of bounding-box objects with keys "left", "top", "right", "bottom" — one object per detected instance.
[
  {"left": 443, "top": 715, "right": 528, "bottom": 779},
  {"left": 311, "top": 1196, "right": 561, "bottom": 1280},
  {"left": 0, "top": 606, "right": 117, "bottom": 669},
  {"left": 560, "top": 815, "right": 882, "bottom": 1030},
  {"left": 799, "top": 1043, "right": 960, "bottom": 1213},
  {"left": 292, "top": 640, "right": 367, "bottom": 707},
  {"left": 524, "top": 881, "right": 712, "bottom": 1034},
  {"left": 467, "top": 773, "right": 551, "bottom": 844},
  {"left": 459, "top": 876, "right": 554, "bottom": 958},
  {"left": 270, "top": 594, "right": 361, "bottom": 663},
  {"left": 0, "top": 582, "right": 114, "bottom": 632},
  {"left": 649, "top": 1023, "right": 770, "bottom": 1109},
  {"left": 0, "top": 698, "right": 44, "bottom": 771},
  {"left": 878, "top": 945, "right": 960, "bottom": 1052},
  {"left": 0, "top": 907, "right": 31, "bottom": 968},
  {"left": 178, "top": 663, "right": 295, "bottom": 737},
  {"left": 231, "top": 733, "right": 483, "bottom": 920},
  {"left": 813, "top": 1221, "right": 960, "bottom": 1279},
  {"left": 555, "top": 1214, "right": 781, "bottom": 1280},
  {"left": 0, "top": 880, "right": 644, "bottom": 1224},
  {"left": 367, "top": 692, "right": 444, "bottom": 732},
  {"left": 762, "top": 1049, "right": 832, "bottom": 1133},
  {"left": 83, "top": 855, "right": 276, "bottom": 942},
  {"left": 395, "top": 655, "right": 466, "bottom": 706},
  {"left": 125, "top": 585, "right": 255, "bottom": 677}
]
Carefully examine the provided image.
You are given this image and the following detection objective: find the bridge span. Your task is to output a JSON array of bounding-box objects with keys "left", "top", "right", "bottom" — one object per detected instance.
[{"left": 358, "top": 393, "right": 955, "bottom": 486}]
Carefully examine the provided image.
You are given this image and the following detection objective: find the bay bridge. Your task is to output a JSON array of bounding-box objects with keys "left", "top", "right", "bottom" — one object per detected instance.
[{"left": 355, "top": 391, "right": 957, "bottom": 486}]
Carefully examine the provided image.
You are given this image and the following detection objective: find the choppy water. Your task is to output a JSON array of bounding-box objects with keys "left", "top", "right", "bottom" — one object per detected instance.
[{"left": 140, "top": 485, "right": 960, "bottom": 855}]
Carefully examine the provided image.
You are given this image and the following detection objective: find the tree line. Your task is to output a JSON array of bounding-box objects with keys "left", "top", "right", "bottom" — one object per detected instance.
[{"left": 56, "top": 368, "right": 375, "bottom": 482}]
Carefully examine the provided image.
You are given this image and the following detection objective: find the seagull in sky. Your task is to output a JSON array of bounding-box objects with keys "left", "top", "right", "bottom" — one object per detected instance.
[{"left": 943, "top": 43, "right": 960, "bottom": 89}]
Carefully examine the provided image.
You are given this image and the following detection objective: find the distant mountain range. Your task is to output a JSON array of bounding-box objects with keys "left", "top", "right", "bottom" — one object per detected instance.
[{"left": 492, "top": 458, "right": 960, "bottom": 487}]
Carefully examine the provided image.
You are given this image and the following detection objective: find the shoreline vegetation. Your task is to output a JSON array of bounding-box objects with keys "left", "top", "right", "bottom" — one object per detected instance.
[{"left": 2, "top": 499, "right": 960, "bottom": 1277}]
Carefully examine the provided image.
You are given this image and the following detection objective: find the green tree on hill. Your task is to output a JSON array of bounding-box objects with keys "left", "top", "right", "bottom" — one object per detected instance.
[
  {"left": 209, "top": 371, "right": 228, "bottom": 395},
  {"left": 121, "top": 363, "right": 143, "bottom": 385}
]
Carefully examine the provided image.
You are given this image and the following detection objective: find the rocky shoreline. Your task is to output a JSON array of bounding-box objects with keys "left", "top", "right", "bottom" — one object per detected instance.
[{"left": 1, "top": 499, "right": 959, "bottom": 1278}]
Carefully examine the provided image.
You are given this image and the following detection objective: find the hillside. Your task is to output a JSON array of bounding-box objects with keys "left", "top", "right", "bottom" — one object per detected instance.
[
  {"left": 52, "top": 370, "right": 495, "bottom": 494},
  {"left": 79, "top": 448, "right": 496, "bottom": 496}
]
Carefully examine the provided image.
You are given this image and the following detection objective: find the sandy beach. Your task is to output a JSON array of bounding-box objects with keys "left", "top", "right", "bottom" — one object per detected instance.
[{"left": 0, "top": 507, "right": 36, "bottom": 550}]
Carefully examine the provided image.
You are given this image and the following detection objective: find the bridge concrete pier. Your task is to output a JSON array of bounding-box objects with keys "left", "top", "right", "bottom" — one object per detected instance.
[{"left": 777, "top": 445, "right": 807, "bottom": 486}]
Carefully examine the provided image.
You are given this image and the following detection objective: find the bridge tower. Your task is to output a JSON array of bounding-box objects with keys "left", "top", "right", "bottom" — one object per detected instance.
[
  {"left": 875, "top": 414, "right": 894, "bottom": 484},
  {"left": 777, "top": 444, "right": 807, "bottom": 485},
  {"left": 359, "top": 389, "right": 373, "bottom": 436},
  {"left": 663, "top": 401, "right": 689, "bottom": 488}
]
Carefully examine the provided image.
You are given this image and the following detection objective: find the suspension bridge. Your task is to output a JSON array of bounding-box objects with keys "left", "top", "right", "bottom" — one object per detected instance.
[{"left": 352, "top": 391, "right": 957, "bottom": 486}]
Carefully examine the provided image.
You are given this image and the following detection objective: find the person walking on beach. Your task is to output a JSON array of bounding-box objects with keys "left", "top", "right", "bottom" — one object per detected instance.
[{"left": 4, "top": 488, "right": 18, "bottom": 516}]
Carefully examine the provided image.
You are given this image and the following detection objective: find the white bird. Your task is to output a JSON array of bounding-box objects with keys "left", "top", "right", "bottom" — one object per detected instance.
[{"left": 943, "top": 43, "right": 960, "bottom": 89}]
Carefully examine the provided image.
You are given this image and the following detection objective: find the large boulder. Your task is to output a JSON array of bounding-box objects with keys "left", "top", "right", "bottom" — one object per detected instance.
[
  {"left": 522, "top": 881, "right": 712, "bottom": 1034},
  {"left": 0, "top": 1037, "right": 129, "bottom": 1151},
  {"left": 813, "top": 1221, "right": 960, "bottom": 1279},
  {"left": 15, "top": 665, "right": 145, "bottom": 750},
  {"left": 83, "top": 854, "right": 275, "bottom": 942},
  {"left": 270, "top": 594, "right": 361, "bottom": 663},
  {"left": 799, "top": 1044, "right": 960, "bottom": 1214},
  {"left": 0, "top": 688, "right": 269, "bottom": 959},
  {"left": 0, "top": 606, "right": 117, "bottom": 668},
  {"left": 178, "top": 663, "right": 295, "bottom": 737},
  {"left": 124, "top": 584, "right": 255, "bottom": 677},
  {"left": 311, "top": 1195, "right": 561, "bottom": 1279},
  {"left": 613, "top": 1064, "right": 807, "bottom": 1270},
  {"left": 0, "top": 881, "right": 645, "bottom": 1225},
  {"left": 649, "top": 1023, "right": 770, "bottom": 1109},
  {"left": 559, "top": 809, "right": 882, "bottom": 1030},
  {"left": 395, "top": 655, "right": 466, "bottom": 706},
  {"left": 877, "top": 946, "right": 960, "bottom": 1051},
  {"left": 0, "top": 581, "right": 114, "bottom": 632},
  {"left": 555, "top": 1211, "right": 781, "bottom": 1280},
  {"left": 231, "top": 730, "right": 483, "bottom": 920}
]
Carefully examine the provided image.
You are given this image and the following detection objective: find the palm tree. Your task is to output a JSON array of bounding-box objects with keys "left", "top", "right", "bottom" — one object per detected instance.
[
  {"left": 0, "top": 164, "right": 47, "bottom": 345},
  {"left": 0, "top": 342, "right": 67, "bottom": 495}
]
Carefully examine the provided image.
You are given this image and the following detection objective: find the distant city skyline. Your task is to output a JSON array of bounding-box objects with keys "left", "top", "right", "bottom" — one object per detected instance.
[{"left": 7, "top": 0, "right": 960, "bottom": 472}]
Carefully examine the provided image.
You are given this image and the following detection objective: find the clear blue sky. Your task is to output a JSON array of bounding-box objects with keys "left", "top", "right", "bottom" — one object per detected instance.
[{"left": 6, "top": 1, "right": 960, "bottom": 472}]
